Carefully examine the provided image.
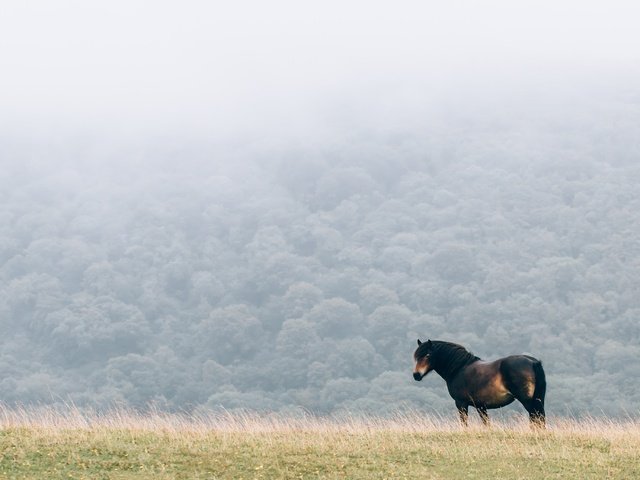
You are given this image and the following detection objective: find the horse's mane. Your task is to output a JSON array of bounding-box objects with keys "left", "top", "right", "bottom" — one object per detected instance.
[{"left": 431, "top": 341, "right": 480, "bottom": 380}]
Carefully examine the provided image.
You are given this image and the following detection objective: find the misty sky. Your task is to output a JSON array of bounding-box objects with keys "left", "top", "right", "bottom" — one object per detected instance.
[{"left": 2, "top": 1, "right": 640, "bottom": 143}]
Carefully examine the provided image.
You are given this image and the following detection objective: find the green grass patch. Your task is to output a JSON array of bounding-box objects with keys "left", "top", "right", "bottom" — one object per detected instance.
[
  {"left": 1, "top": 423, "right": 639, "bottom": 479},
  {"left": 0, "top": 411, "right": 640, "bottom": 480}
]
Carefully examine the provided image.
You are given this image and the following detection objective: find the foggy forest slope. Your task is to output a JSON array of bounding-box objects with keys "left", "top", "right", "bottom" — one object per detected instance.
[{"left": 1, "top": 91, "right": 640, "bottom": 417}]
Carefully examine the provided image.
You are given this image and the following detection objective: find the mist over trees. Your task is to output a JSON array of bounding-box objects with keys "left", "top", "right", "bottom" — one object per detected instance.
[{"left": 1, "top": 93, "right": 640, "bottom": 418}]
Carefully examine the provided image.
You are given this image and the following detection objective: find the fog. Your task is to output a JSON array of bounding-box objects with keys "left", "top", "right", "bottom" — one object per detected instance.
[
  {"left": 1, "top": 1, "right": 640, "bottom": 417},
  {"left": 4, "top": 1, "right": 640, "bottom": 135}
]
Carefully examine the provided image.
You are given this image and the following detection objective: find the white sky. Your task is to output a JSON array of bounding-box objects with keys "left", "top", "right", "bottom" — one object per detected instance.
[{"left": 1, "top": 0, "right": 639, "bottom": 139}]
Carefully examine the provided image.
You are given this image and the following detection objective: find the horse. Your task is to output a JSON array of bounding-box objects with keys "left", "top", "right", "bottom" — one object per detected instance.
[{"left": 413, "top": 339, "right": 546, "bottom": 427}]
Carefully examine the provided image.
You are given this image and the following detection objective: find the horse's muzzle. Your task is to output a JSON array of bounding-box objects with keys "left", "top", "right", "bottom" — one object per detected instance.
[{"left": 413, "top": 372, "right": 423, "bottom": 381}]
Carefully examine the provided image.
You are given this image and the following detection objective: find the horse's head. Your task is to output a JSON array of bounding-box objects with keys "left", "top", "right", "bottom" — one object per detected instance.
[{"left": 413, "top": 339, "right": 433, "bottom": 381}]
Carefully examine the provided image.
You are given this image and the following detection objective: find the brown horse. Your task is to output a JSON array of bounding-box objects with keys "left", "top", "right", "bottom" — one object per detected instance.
[{"left": 413, "top": 339, "right": 546, "bottom": 427}]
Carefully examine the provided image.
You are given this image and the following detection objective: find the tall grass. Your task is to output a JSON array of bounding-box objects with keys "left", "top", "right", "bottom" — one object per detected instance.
[
  {"left": 1, "top": 403, "right": 638, "bottom": 436},
  {"left": 1, "top": 405, "right": 639, "bottom": 479}
]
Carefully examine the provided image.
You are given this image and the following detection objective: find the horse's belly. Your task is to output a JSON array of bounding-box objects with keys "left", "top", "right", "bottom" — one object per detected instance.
[
  {"left": 473, "top": 375, "right": 514, "bottom": 408},
  {"left": 483, "top": 392, "right": 515, "bottom": 409}
]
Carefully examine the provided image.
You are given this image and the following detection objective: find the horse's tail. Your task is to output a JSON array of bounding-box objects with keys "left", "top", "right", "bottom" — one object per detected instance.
[
  {"left": 530, "top": 360, "right": 547, "bottom": 427},
  {"left": 532, "top": 360, "right": 546, "bottom": 405}
]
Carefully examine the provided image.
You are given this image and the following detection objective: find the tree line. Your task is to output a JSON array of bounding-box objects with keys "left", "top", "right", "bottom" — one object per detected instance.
[{"left": 1, "top": 118, "right": 639, "bottom": 417}]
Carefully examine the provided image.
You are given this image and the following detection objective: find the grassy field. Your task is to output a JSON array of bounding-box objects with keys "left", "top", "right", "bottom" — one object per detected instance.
[{"left": 0, "top": 408, "right": 639, "bottom": 479}]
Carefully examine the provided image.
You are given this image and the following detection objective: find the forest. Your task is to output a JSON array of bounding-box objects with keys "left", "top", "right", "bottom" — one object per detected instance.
[{"left": 1, "top": 93, "right": 640, "bottom": 418}]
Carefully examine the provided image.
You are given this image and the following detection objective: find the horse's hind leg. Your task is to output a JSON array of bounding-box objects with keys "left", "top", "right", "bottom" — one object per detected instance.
[
  {"left": 527, "top": 399, "right": 545, "bottom": 428},
  {"left": 502, "top": 360, "right": 546, "bottom": 429},
  {"left": 514, "top": 398, "right": 545, "bottom": 428}
]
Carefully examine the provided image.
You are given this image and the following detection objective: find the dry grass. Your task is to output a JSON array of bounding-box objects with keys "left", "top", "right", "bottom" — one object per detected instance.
[{"left": 1, "top": 405, "right": 639, "bottom": 479}]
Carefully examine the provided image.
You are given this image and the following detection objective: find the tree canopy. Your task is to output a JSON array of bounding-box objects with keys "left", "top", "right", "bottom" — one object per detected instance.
[{"left": 2, "top": 101, "right": 640, "bottom": 417}]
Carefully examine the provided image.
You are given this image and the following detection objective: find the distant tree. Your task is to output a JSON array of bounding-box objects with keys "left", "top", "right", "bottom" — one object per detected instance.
[
  {"left": 190, "top": 271, "right": 225, "bottom": 306},
  {"left": 310, "top": 225, "right": 344, "bottom": 266},
  {"left": 281, "top": 282, "right": 323, "bottom": 320},
  {"left": 25, "top": 237, "right": 98, "bottom": 287},
  {"left": 313, "top": 167, "right": 377, "bottom": 210},
  {"left": 103, "top": 354, "right": 164, "bottom": 407},
  {"left": 366, "top": 305, "right": 413, "bottom": 367},
  {"left": 315, "top": 267, "right": 366, "bottom": 303},
  {"left": 359, "top": 284, "right": 399, "bottom": 315},
  {"left": 428, "top": 243, "right": 478, "bottom": 284},
  {"left": 162, "top": 260, "right": 193, "bottom": 300},
  {"left": 13, "top": 372, "right": 65, "bottom": 404},
  {"left": 276, "top": 318, "right": 320, "bottom": 358},
  {"left": 324, "top": 337, "right": 387, "bottom": 379},
  {"left": 197, "top": 305, "right": 264, "bottom": 365},
  {"left": 367, "top": 371, "right": 449, "bottom": 414},
  {"left": 249, "top": 252, "right": 319, "bottom": 300},
  {"left": 276, "top": 152, "right": 328, "bottom": 202},
  {"left": 5, "top": 273, "right": 66, "bottom": 336},
  {"left": 304, "top": 298, "right": 363, "bottom": 339},
  {"left": 245, "top": 226, "right": 290, "bottom": 265},
  {"left": 319, "top": 378, "right": 369, "bottom": 412},
  {"left": 45, "top": 297, "right": 150, "bottom": 366},
  {"left": 336, "top": 245, "right": 373, "bottom": 270},
  {"left": 206, "top": 387, "right": 281, "bottom": 411},
  {"left": 269, "top": 318, "right": 324, "bottom": 389},
  {"left": 595, "top": 340, "right": 640, "bottom": 375},
  {"left": 375, "top": 246, "right": 415, "bottom": 273},
  {"left": 306, "top": 361, "right": 332, "bottom": 389}
]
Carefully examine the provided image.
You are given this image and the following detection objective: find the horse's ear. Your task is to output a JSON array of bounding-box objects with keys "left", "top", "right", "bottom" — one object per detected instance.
[
  {"left": 426, "top": 339, "right": 432, "bottom": 348},
  {"left": 417, "top": 339, "right": 422, "bottom": 346}
]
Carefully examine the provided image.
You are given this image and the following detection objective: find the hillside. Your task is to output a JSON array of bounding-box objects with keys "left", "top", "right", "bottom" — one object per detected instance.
[{"left": 2, "top": 114, "right": 640, "bottom": 416}]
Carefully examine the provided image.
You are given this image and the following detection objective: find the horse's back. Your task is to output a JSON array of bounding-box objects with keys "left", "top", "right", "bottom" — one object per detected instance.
[{"left": 502, "top": 354, "right": 541, "bottom": 368}]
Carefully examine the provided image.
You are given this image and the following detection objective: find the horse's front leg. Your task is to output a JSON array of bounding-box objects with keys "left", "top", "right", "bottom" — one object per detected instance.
[
  {"left": 477, "top": 406, "right": 490, "bottom": 426},
  {"left": 455, "top": 401, "right": 468, "bottom": 427}
]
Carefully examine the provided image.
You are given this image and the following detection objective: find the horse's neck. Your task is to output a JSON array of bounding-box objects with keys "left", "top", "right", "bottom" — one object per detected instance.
[
  {"left": 433, "top": 346, "right": 478, "bottom": 381},
  {"left": 433, "top": 361, "right": 460, "bottom": 381}
]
